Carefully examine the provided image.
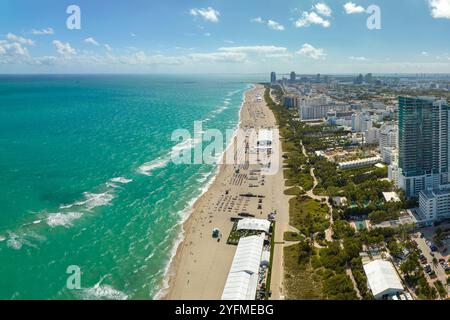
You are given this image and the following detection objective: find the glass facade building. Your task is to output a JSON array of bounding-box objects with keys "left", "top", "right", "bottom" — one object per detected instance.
[{"left": 398, "top": 96, "right": 449, "bottom": 197}]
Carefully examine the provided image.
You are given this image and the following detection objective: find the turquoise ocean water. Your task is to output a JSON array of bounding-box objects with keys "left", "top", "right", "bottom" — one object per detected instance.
[{"left": 0, "top": 74, "right": 259, "bottom": 299}]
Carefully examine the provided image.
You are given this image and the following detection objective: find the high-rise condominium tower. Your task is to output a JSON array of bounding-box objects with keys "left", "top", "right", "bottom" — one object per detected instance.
[{"left": 398, "top": 96, "right": 449, "bottom": 198}]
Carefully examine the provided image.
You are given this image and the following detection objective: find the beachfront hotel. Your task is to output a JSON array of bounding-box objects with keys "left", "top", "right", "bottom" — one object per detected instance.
[
  {"left": 397, "top": 96, "right": 450, "bottom": 223},
  {"left": 398, "top": 97, "right": 450, "bottom": 198}
]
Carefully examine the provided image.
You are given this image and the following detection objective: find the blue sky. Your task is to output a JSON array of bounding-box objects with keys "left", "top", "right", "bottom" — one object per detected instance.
[{"left": 0, "top": 0, "right": 449, "bottom": 73}]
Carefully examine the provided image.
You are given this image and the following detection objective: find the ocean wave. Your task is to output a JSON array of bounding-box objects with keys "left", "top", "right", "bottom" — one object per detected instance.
[
  {"left": 138, "top": 157, "right": 170, "bottom": 176},
  {"left": 110, "top": 177, "right": 133, "bottom": 184},
  {"left": 80, "top": 283, "right": 128, "bottom": 300},
  {"left": 138, "top": 139, "right": 202, "bottom": 176},
  {"left": 170, "top": 138, "right": 200, "bottom": 155},
  {"left": 7, "top": 237, "right": 22, "bottom": 250},
  {"left": 60, "top": 192, "right": 115, "bottom": 211},
  {"left": 46, "top": 212, "right": 84, "bottom": 228},
  {"left": 226, "top": 89, "right": 241, "bottom": 97},
  {"left": 5, "top": 232, "right": 39, "bottom": 250}
]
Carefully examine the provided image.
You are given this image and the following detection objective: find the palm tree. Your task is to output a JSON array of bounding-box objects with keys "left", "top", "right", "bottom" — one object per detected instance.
[{"left": 432, "top": 257, "right": 439, "bottom": 269}]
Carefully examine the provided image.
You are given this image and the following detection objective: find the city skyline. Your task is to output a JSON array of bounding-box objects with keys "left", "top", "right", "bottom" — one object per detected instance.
[{"left": 0, "top": 0, "right": 450, "bottom": 74}]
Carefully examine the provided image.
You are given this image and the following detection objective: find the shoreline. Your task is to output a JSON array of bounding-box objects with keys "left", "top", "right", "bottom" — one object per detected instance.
[
  {"left": 160, "top": 84, "right": 289, "bottom": 300},
  {"left": 154, "top": 84, "right": 252, "bottom": 300}
]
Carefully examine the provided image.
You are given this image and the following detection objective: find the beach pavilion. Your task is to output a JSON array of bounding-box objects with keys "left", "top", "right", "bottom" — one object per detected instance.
[
  {"left": 221, "top": 235, "right": 265, "bottom": 300},
  {"left": 236, "top": 218, "right": 271, "bottom": 234}
]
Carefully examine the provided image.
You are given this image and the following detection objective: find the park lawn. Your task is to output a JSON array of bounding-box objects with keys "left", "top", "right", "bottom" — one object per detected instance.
[
  {"left": 283, "top": 232, "right": 303, "bottom": 242},
  {"left": 284, "top": 187, "right": 303, "bottom": 196}
]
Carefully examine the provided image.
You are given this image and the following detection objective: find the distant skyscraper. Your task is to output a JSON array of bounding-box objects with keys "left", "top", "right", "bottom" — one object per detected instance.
[
  {"left": 398, "top": 96, "right": 449, "bottom": 197},
  {"left": 354, "top": 74, "right": 364, "bottom": 85},
  {"left": 270, "top": 72, "right": 277, "bottom": 83},
  {"left": 290, "top": 71, "right": 296, "bottom": 82},
  {"left": 365, "top": 73, "right": 373, "bottom": 84},
  {"left": 316, "top": 73, "right": 321, "bottom": 83}
]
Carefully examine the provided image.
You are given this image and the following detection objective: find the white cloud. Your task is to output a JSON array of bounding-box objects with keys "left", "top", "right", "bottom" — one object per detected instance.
[
  {"left": 349, "top": 56, "right": 369, "bottom": 61},
  {"left": 265, "top": 53, "right": 293, "bottom": 59},
  {"left": 6, "top": 33, "right": 34, "bottom": 46},
  {"left": 189, "top": 52, "right": 247, "bottom": 63},
  {"left": 344, "top": 2, "right": 366, "bottom": 14},
  {"left": 218, "top": 45, "right": 288, "bottom": 55},
  {"left": 188, "top": 45, "right": 292, "bottom": 64},
  {"left": 0, "top": 41, "right": 29, "bottom": 57},
  {"left": 104, "top": 44, "right": 113, "bottom": 52},
  {"left": 119, "top": 51, "right": 185, "bottom": 66},
  {"left": 295, "top": 11, "right": 331, "bottom": 28},
  {"left": 189, "top": 7, "right": 220, "bottom": 23},
  {"left": 84, "top": 37, "right": 100, "bottom": 46},
  {"left": 31, "top": 28, "right": 54, "bottom": 35},
  {"left": 251, "top": 17, "right": 264, "bottom": 23},
  {"left": 428, "top": 0, "right": 450, "bottom": 19},
  {"left": 0, "top": 40, "right": 31, "bottom": 64},
  {"left": 267, "top": 20, "right": 285, "bottom": 31},
  {"left": 314, "top": 3, "right": 332, "bottom": 17},
  {"left": 32, "top": 56, "right": 58, "bottom": 66},
  {"left": 251, "top": 17, "right": 285, "bottom": 31},
  {"left": 130, "top": 32, "right": 137, "bottom": 37},
  {"left": 422, "top": 51, "right": 429, "bottom": 56},
  {"left": 53, "top": 40, "right": 76, "bottom": 57},
  {"left": 84, "top": 38, "right": 113, "bottom": 52},
  {"left": 296, "top": 43, "right": 326, "bottom": 60}
]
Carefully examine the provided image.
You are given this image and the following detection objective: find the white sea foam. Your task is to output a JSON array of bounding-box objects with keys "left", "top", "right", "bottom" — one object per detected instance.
[
  {"left": 6, "top": 233, "right": 23, "bottom": 250},
  {"left": 83, "top": 192, "right": 115, "bottom": 210},
  {"left": 170, "top": 138, "right": 200, "bottom": 155},
  {"left": 46, "top": 212, "right": 84, "bottom": 228},
  {"left": 81, "top": 284, "right": 128, "bottom": 300},
  {"left": 0, "top": 235, "right": 6, "bottom": 242},
  {"left": 106, "top": 182, "right": 119, "bottom": 189},
  {"left": 138, "top": 158, "right": 170, "bottom": 176},
  {"left": 60, "top": 192, "right": 115, "bottom": 211},
  {"left": 80, "top": 276, "right": 128, "bottom": 300},
  {"left": 139, "top": 139, "right": 202, "bottom": 176},
  {"left": 110, "top": 177, "right": 133, "bottom": 184},
  {"left": 7, "top": 239, "right": 22, "bottom": 250}
]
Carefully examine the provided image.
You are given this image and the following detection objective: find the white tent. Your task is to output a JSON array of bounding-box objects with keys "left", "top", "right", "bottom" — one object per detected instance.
[
  {"left": 257, "top": 130, "right": 273, "bottom": 146},
  {"left": 221, "top": 235, "right": 264, "bottom": 300},
  {"left": 237, "top": 218, "right": 271, "bottom": 233},
  {"left": 363, "top": 260, "right": 404, "bottom": 300}
]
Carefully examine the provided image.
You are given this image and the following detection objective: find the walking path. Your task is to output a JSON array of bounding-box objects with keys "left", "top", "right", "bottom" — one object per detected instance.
[
  {"left": 301, "top": 143, "right": 334, "bottom": 242},
  {"left": 346, "top": 266, "right": 363, "bottom": 299}
]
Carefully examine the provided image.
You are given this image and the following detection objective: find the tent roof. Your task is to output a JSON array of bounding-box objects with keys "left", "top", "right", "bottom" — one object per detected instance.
[
  {"left": 221, "top": 235, "right": 264, "bottom": 300},
  {"left": 363, "top": 260, "right": 404, "bottom": 297}
]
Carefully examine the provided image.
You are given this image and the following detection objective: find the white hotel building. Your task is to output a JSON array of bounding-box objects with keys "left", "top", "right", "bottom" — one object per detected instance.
[
  {"left": 418, "top": 189, "right": 450, "bottom": 222},
  {"left": 298, "top": 96, "right": 330, "bottom": 121}
]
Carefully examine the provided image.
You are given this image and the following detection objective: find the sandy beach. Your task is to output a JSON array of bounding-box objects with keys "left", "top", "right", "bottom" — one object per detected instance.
[{"left": 163, "top": 84, "right": 289, "bottom": 300}]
